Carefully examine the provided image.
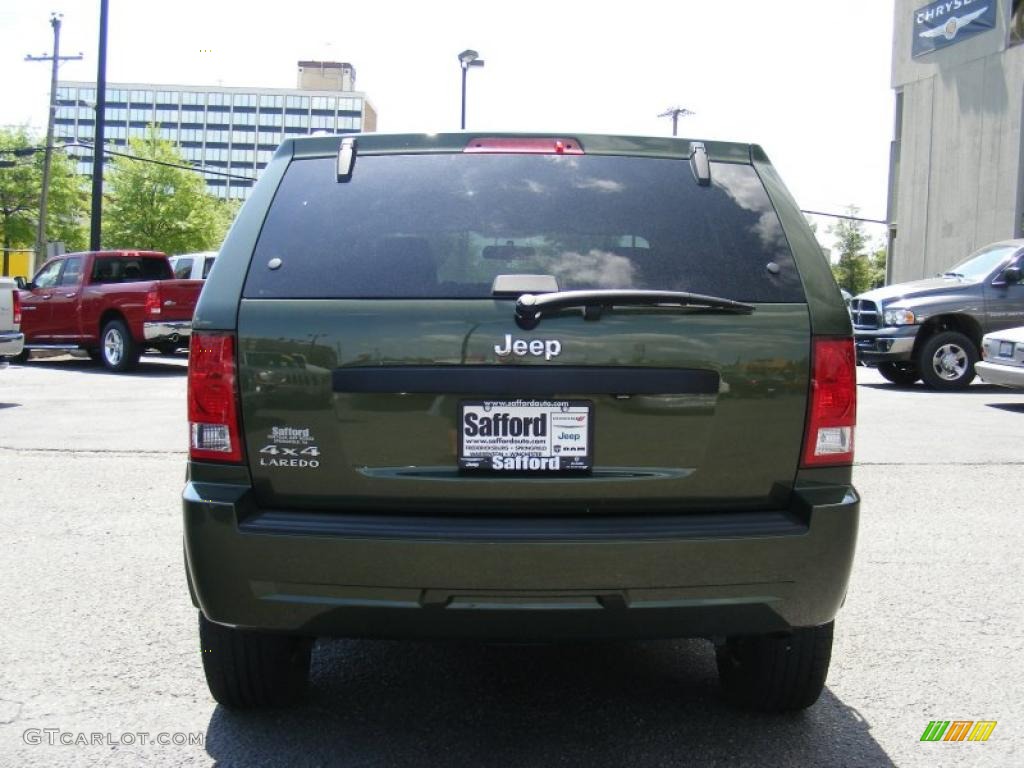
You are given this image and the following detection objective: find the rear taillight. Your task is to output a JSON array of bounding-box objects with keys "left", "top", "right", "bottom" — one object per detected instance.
[
  {"left": 188, "top": 332, "right": 242, "bottom": 463},
  {"left": 11, "top": 290, "right": 21, "bottom": 326},
  {"left": 802, "top": 338, "right": 856, "bottom": 467},
  {"left": 145, "top": 286, "right": 161, "bottom": 316}
]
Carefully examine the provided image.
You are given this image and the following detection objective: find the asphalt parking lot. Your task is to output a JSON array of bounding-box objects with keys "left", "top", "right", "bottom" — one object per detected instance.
[{"left": 0, "top": 355, "right": 1021, "bottom": 767}]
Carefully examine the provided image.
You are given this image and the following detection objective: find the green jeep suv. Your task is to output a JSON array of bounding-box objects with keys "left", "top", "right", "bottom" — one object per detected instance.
[{"left": 184, "top": 132, "right": 858, "bottom": 712}]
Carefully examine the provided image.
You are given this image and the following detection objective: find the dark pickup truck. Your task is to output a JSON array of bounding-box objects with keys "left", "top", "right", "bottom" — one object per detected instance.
[
  {"left": 852, "top": 239, "right": 1024, "bottom": 389},
  {"left": 17, "top": 250, "right": 202, "bottom": 371}
]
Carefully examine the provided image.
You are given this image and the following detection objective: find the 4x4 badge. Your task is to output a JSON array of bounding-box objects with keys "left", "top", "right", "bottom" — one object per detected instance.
[{"left": 494, "top": 334, "right": 562, "bottom": 361}]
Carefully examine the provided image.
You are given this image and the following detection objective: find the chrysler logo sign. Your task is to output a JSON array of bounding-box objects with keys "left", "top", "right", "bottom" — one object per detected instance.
[{"left": 912, "top": 0, "right": 996, "bottom": 57}]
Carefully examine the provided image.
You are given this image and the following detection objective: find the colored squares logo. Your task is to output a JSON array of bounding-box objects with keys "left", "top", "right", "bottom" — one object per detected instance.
[{"left": 920, "top": 720, "right": 997, "bottom": 742}]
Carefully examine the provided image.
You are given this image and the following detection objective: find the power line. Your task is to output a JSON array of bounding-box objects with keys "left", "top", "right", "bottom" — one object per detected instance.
[
  {"left": 801, "top": 209, "right": 887, "bottom": 225},
  {"left": 63, "top": 141, "right": 258, "bottom": 181}
]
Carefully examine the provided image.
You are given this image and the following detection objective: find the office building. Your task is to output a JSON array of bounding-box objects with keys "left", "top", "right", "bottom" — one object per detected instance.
[{"left": 54, "top": 61, "right": 377, "bottom": 200}]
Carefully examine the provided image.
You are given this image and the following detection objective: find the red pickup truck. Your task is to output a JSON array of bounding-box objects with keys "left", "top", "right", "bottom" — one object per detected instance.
[{"left": 16, "top": 250, "right": 202, "bottom": 372}]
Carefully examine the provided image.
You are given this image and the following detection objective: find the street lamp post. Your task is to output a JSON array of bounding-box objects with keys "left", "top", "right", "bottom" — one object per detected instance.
[
  {"left": 458, "top": 49, "right": 484, "bottom": 130},
  {"left": 90, "top": 0, "right": 110, "bottom": 252}
]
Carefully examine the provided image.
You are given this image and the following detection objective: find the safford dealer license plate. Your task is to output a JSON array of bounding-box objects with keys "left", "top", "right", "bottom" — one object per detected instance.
[{"left": 458, "top": 400, "right": 592, "bottom": 472}]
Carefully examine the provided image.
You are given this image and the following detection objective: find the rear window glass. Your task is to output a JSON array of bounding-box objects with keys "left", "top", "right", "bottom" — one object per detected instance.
[
  {"left": 92, "top": 256, "right": 172, "bottom": 283},
  {"left": 245, "top": 154, "right": 803, "bottom": 302},
  {"left": 172, "top": 258, "right": 193, "bottom": 279}
]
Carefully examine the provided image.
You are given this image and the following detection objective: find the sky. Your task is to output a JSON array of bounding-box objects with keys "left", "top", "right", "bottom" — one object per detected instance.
[{"left": 0, "top": 0, "right": 895, "bottom": 249}]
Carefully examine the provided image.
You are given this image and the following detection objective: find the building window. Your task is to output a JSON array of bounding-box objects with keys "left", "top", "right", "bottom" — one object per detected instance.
[
  {"left": 107, "top": 89, "right": 127, "bottom": 104},
  {"left": 129, "top": 90, "right": 152, "bottom": 104},
  {"left": 56, "top": 86, "right": 74, "bottom": 100},
  {"left": 259, "top": 94, "right": 283, "bottom": 109},
  {"left": 233, "top": 93, "right": 256, "bottom": 108},
  {"left": 286, "top": 95, "right": 309, "bottom": 110}
]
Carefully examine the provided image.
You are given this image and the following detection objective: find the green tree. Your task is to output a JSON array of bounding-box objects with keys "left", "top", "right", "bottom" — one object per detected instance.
[
  {"left": 0, "top": 126, "right": 88, "bottom": 275},
  {"left": 868, "top": 247, "right": 887, "bottom": 289},
  {"left": 828, "top": 206, "right": 872, "bottom": 295},
  {"left": 103, "top": 125, "right": 237, "bottom": 254}
]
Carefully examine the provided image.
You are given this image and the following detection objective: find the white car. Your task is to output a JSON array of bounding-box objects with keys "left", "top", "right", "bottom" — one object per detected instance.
[
  {"left": 0, "top": 276, "right": 25, "bottom": 366},
  {"left": 977, "top": 327, "right": 1024, "bottom": 389},
  {"left": 169, "top": 251, "right": 217, "bottom": 280}
]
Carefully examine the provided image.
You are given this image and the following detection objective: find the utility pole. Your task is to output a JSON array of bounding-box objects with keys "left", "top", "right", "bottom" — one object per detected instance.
[
  {"left": 657, "top": 106, "right": 695, "bottom": 137},
  {"left": 26, "top": 14, "right": 84, "bottom": 271}
]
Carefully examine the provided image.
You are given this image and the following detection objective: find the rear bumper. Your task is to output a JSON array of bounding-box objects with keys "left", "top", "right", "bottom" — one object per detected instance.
[
  {"left": 0, "top": 330, "right": 25, "bottom": 358},
  {"left": 975, "top": 361, "right": 1024, "bottom": 389},
  {"left": 854, "top": 326, "right": 918, "bottom": 365},
  {"left": 184, "top": 482, "right": 860, "bottom": 640},
  {"left": 143, "top": 320, "right": 191, "bottom": 344}
]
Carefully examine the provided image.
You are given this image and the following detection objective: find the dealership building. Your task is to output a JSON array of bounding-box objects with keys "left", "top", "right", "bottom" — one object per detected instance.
[
  {"left": 54, "top": 61, "right": 377, "bottom": 200},
  {"left": 888, "top": 0, "right": 1024, "bottom": 281}
]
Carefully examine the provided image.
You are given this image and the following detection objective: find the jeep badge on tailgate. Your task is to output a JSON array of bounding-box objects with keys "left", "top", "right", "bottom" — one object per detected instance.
[{"left": 493, "top": 334, "right": 561, "bottom": 360}]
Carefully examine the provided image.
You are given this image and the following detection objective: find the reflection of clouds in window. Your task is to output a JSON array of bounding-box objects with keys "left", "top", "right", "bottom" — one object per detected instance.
[
  {"left": 716, "top": 167, "right": 788, "bottom": 252},
  {"left": 753, "top": 212, "right": 788, "bottom": 251},
  {"left": 541, "top": 155, "right": 581, "bottom": 170},
  {"left": 575, "top": 177, "right": 624, "bottom": 193},
  {"left": 524, "top": 179, "right": 546, "bottom": 195},
  {"left": 547, "top": 250, "right": 637, "bottom": 288}
]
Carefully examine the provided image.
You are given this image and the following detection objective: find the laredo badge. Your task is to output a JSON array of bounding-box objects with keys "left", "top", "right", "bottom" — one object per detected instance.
[{"left": 259, "top": 425, "right": 321, "bottom": 468}]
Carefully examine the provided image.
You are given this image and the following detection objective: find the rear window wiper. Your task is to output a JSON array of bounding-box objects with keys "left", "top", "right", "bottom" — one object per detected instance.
[{"left": 514, "top": 289, "right": 754, "bottom": 328}]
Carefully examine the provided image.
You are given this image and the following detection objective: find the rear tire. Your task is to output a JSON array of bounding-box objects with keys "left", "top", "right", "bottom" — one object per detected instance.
[
  {"left": 156, "top": 343, "right": 179, "bottom": 356},
  {"left": 198, "top": 613, "right": 313, "bottom": 709},
  {"left": 916, "top": 331, "right": 977, "bottom": 390},
  {"left": 877, "top": 361, "right": 919, "bottom": 386},
  {"left": 11, "top": 349, "right": 30, "bottom": 364},
  {"left": 99, "top": 319, "right": 140, "bottom": 372},
  {"left": 716, "top": 621, "right": 834, "bottom": 712}
]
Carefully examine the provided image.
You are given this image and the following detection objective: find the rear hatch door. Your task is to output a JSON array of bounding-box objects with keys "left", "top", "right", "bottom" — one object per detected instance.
[{"left": 238, "top": 146, "right": 810, "bottom": 514}]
